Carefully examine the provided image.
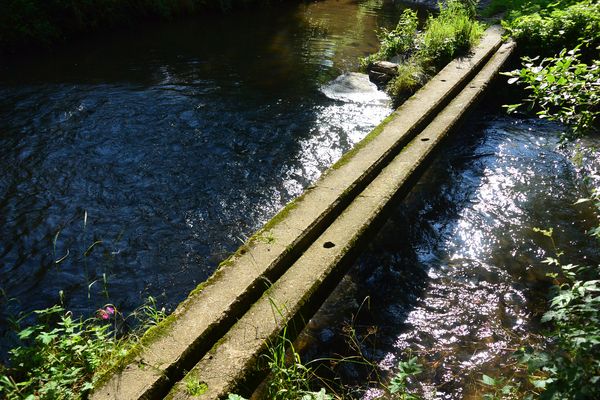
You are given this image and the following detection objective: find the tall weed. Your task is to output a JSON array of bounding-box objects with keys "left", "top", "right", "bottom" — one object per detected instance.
[
  {"left": 422, "top": 1, "right": 484, "bottom": 67},
  {"left": 0, "top": 298, "right": 165, "bottom": 399}
]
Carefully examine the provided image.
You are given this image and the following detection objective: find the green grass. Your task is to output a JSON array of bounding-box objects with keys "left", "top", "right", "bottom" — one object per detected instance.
[
  {"left": 261, "top": 327, "right": 334, "bottom": 400},
  {"left": 362, "top": 0, "right": 485, "bottom": 103},
  {"left": 421, "top": 0, "right": 484, "bottom": 68},
  {"left": 387, "top": 57, "right": 427, "bottom": 101}
]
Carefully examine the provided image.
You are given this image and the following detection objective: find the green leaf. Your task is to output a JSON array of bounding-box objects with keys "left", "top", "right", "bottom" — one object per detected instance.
[
  {"left": 17, "top": 326, "right": 36, "bottom": 340},
  {"left": 481, "top": 374, "right": 496, "bottom": 386}
]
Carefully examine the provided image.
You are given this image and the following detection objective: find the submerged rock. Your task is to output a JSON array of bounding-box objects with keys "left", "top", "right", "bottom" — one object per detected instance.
[{"left": 320, "top": 72, "right": 389, "bottom": 104}]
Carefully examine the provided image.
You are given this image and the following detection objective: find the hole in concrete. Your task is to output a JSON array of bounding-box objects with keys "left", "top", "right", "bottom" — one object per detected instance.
[
  {"left": 440, "top": 79, "right": 447, "bottom": 82},
  {"left": 421, "top": 138, "right": 430, "bottom": 142},
  {"left": 240, "top": 249, "right": 247, "bottom": 255},
  {"left": 323, "top": 241, "right": 335, "bottom": 249}
]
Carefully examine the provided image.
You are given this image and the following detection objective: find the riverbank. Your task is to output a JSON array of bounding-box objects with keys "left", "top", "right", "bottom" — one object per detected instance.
[
  {"left": 0, "top": 0, "right": 281, "bottom": 55},
  {"left": 361, "top": 0, "right": 485, "bottom": 105}
]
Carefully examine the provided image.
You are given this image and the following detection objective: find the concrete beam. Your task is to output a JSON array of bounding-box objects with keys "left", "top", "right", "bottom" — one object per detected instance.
[
  {"left": 164, "top": 39, "right": 516, "bottom": 400},
  {"left": 91, "top": 26, "right": 507, "bottom": 400}
]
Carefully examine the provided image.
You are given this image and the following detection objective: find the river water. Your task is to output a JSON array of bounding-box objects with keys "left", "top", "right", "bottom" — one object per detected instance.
[
  {"left": 0, "top": 0, "right": 410, "bottom": 348},
  {"left": 297, "top": 108, "right": 600, "bottom": 399}
]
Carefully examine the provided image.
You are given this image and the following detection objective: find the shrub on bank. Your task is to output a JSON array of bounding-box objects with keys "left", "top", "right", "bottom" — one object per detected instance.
[
  {"left": 362, "top": 0, "right": 484, "bottom": 104},
  {"left": 420, "top": 0, "right": 482, "bottom": 67},
  {"left": 503, "top": 47, "right": 599, "bottom": 139},
  {"left": 360, "top": 8, "right": 420, "bottom": 69},
  {"left": 502, "top": 0, "right": 600, "bottom": 57}
]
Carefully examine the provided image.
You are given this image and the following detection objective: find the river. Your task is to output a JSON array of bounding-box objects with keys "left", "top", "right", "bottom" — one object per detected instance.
[
  {"left": 296, "top": 104, "right": 600, "bottom": 399},
  {"left": 0, "top": 0, "right": 410, "bottom": 352}
]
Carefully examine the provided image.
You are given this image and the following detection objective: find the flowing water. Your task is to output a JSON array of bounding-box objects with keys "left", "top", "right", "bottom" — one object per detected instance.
[
  {"left": 297, "top": 110, "right": 600, "bottom": 399},
  {"left": 0, "top": 0, "right": 409, "bottom": 349},
  {"left": 1, "top": 0, "right": 598, "bottom": 395}
]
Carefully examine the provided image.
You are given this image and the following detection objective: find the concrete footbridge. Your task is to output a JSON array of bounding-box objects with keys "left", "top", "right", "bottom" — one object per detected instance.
[{"left": 92, "top": 26, "right": 515, "bottom": 400}]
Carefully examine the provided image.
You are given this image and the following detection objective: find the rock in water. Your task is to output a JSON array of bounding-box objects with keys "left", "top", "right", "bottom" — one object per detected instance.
[
  {"left": 320, "top": 72, "right": 389, "bottom": 104},
  {"left": 367, "top": 60, "right": 399, "bottom": 85}
]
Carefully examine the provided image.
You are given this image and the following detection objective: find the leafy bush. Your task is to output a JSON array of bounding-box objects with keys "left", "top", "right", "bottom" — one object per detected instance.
[
  {"left": 421, "top": 0, "right": 484, "bottom": 67},
  {"left": 0, "top": 305, "right": 121, "bottom": 399},
  {"left": 503, "top": 47, "right": 599, "bottom": 139},
  {"left": 0, "top": 299, "right": 165, "bottom": 399},
  {"left": 482, "top": 0, "right": 580, "bottom": 18},
  {"left": 500, "top": 0, "right": 600, "bottom": 56},
  {"left": 388, "top": 357, "right": 423, "bottom": 400},
  {"left": 480, "top": 188, "right": 600, "bottom": 399},
  {"left": 517, "top": 222, "right": 600, "bottom": 399},
  {"left": 362, "top": 0, "right": 484, "bottom": 103}
]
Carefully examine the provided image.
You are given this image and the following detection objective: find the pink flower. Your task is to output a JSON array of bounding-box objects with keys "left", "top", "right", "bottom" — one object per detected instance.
[{"left": 97, "top": 305, "right": 117, "bottom": 320}]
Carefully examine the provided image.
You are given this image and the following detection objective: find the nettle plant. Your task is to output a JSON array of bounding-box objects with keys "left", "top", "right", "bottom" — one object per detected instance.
[
  {"left": 503, "top": 45, "right": 599, "bottom": 139},
  {"left": 481, "top": 221, "right": 600, "bottom": 399},
  {"left": 0, "top": 305, "right": 123, "bottom": 399},
  {"left": 0, "top": 298, "right": 165, "bottom": 399},
  {"left": 388, "top": 356, "right": 423, "bottom": 400},
  {"left": 518, "top": 226, "right": 600, "bottom": 399}
]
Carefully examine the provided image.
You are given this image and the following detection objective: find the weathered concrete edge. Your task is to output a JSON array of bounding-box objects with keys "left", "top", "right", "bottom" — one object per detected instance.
[
  {"left": 166, "top": 39, "right": 517, "bottom": 400},
  {"left": 91, "top": 27, "right": 504, "bottom": 400}
]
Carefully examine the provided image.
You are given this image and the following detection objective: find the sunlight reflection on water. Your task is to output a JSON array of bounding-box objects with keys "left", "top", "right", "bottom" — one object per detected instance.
[{"left": 299, "top": 115, "right": 600, "bottom": 399}]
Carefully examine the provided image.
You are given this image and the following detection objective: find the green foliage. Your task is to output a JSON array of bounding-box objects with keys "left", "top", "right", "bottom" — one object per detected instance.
[
  {"left": 480, "top": 374, "right": 523, "bottom": 399},
  {"left": 360, "top": 9, "right": 419, "bottom": 68},
  {"left": 0, "top": 299, "right": 166, "bottom": 399},
  {"left": 514, "top": 258, "right": 600, "bottom": 398},
  {"left": 388, "top": 357, "right": 423, "bottom": 399},
  {"left": 421, "top": 0, "right": 484, "bottom": 68},
  {"left": 386, "top": 58, "right": 427, "bottom": 100},
  {"left": 0, "top": 305, "right": 120, "bottom": 399},
  {"left": 520, "top": 222, "right": 600, "bottom": 399},
  {"left": 498, "top": 0, "right": 600, "bottom": 56},
  {"left": 503, "top": 47, "right": 599, "bottom": 139},
  {"left": 0, "top": 0, "right": 260, "bottom": 52},
  {"left": 483, "top": 0, "right": 580, "bottom": 18},
  {"left": 185, "top": 376, "right": 208, "bottom": 396},
  {"left": 362, "top": 0, "right": 484, "bottom": 103},
  {"left": 481, "top": 203, "right": 600, "bottom": 400},
  {"left": 264, "top": 329, "right": 333, "bottom": 400}
]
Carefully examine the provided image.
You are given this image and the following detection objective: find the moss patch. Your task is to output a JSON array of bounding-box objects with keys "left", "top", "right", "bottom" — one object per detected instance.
[{"left": 331, "top": 112, "right": 397, "bottom": 170}]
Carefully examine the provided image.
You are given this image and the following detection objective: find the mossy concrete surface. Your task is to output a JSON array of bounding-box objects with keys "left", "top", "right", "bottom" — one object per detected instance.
[
  {"left": 92, "top": 26, "right": 506, "bottom": 400},
  {"left": 166, "top": 35, "right": 515, "bottom": 399}
]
